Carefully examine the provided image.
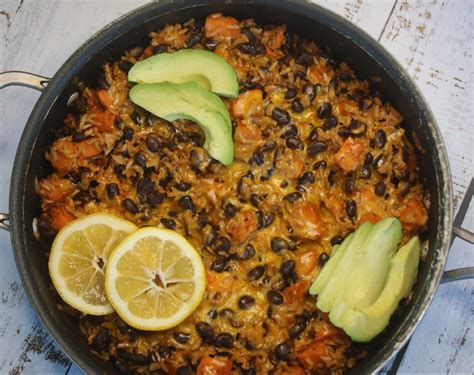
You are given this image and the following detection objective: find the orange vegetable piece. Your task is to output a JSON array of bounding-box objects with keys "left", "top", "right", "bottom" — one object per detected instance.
[
  {"left": 295, "top": 251, "right": 317, "bottom": 277},
  {"left": 38, "top": 176, "right": 74, "bottom": 201},
  {"left": 334, "top": 137, "right": 364, "bottom": 173},
  {"left": 282, "top": 366, "right": 305, "bottom": 375},
  {"left": 286, "top": 201, "right": 324, "bottom": 240},
  {"left": 205, "top": 14, "right": 241, "bottom": 40},
  {"left": 50, "top": 206, "right": 75, "bottom": 231},
  {"left": 234, "top": 122, "right": 262, "bottom": 143},
  {"left": 197, "top": 355, "right": 232, "bottom": 375},
  {"left": 315, "top": 323, "right": 343, "bottom": 341},
  {"left": 296, "top": 342, "right": 328, "bottom": 367},
  {"left": 48, "top": 139, "right": 100, "bottom": 175},
  {"left": 284, "top": 280, "right": 309, "bottom": 305},
  {"left": 90, "top": 110, "right": 115, "bottom": 132},
  {"left": 226, "top": 210, "right": 257, "bottom": 243},
  {"left": 326, "top": 195, "right": 344, "bottom": 219},
  {"left": 96, "top": 89, "right": 112, "bottom": 110},
  {"left": 232, "top": 89, "right": 263, "bottom": 118},
  {"left": 214, "top": 43, "right": 230, "bottom": 61},
  {"left": 359, "top": 212, "right": 381, "bottom": 224},
  {"left": 143, "top": 45, "right": 153, "bottom": 58},
  {"left": 265, "top": 26, "right": 286, "bottom": 58},
  {"left": 399, "top": 198, "right": 428, "bottom": 230}
]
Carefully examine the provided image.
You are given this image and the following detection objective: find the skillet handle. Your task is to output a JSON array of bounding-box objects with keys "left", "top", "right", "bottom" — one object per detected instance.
[
  {"left": 0, "top": 213, "right": 9, "bottom": 231},
  {"left": 442, "top": 177, "right": 474, "bottom": 283},
  {"left": 0, "top": 71, "right": 49, "bottom": 91}
]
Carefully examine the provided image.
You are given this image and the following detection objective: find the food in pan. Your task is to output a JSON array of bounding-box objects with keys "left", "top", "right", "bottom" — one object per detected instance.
[{"left": 37, "top": 13, "right": 428, "bottom": 374}]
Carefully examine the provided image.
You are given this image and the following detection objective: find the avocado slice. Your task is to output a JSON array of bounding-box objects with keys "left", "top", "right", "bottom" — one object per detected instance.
[
  {"left": 329, "top": 217, "right": 402, "bottom": 322},
  {"left": 337, "top": 236, "right": 421, "bottom": 342},
  {"left": 129, "top": 81, "right": 233, "bottom": 165},
  {"left": 316, "top": 222, "right": 374, "bottom": 313},
  {"left": 309, "top": 239, "right": 351, "bottom": 297},
  {"left": 128, "top": 49, "right": 239, "bottom": 98}
]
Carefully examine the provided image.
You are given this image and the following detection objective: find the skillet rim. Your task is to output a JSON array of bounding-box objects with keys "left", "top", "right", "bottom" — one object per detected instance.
[{"left": 8, "top": 0, "right": 453, "bottom": 373}]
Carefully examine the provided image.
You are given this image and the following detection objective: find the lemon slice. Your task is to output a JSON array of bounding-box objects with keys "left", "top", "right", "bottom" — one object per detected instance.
[
  {"left": 48, "top": 213, "right": 138, "bottom": 315},
  {"left": 105, "top": 227, "right": 206, "bottom": 331}
]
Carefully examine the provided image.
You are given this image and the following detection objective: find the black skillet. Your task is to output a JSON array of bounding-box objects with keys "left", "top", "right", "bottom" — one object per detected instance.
[{"left": 0, "top": 1, "right": 472, "bottom": 373}]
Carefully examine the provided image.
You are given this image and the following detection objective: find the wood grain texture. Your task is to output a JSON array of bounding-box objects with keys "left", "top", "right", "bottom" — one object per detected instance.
[{"left": 0, "top": 1, "right": 472, "bottom": 374}]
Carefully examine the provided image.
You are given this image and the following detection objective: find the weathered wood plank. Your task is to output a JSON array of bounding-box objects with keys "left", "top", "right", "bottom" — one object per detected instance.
[{"left": 377, "top": 0, "right": 474, "bottom": 373}]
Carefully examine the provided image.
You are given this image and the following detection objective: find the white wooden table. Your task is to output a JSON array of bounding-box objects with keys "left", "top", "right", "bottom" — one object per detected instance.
[{"left": 0, "top": 1, "right": 472, "bottom": 374}]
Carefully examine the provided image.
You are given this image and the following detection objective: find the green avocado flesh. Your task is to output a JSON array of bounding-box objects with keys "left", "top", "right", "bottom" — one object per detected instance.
[
  {"left": 128, "top": 49, "right": 239, "bottom": 98},
  {"left": 310, "top": 217, "right": 420, "bottom": 342},
  {"left": 129, "top": 81, "right": 233, "bottom": 166}
]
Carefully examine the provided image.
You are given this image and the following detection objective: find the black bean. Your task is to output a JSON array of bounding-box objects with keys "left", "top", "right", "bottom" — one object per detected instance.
[
  {"left": 159, "top": 167, "right": 173, "bottom": 187},
  {"left": 283, "top": 124, "right": 298, "bottom": 138},
  {"left": 92, "top": 327, "right": 111, "bottom": 350},
  {"left": 280, "top": 259, "right": 295, "bottom": 276},
  {"left": 267, "top": 290, "right": 284, "bottom": 305},
  {"left": 147, "top": 191, "right": 164, "bottom": 207},
  {"left": 284, "top": 192, "right": 302, "bottom": 202},
  {"left": 131, "top": 111, "right": 142, "bottom": 126},
  {"left": 284, "top": 88, "right": 297, "bottom": 100},
  {"left": 178, "top": 196, "right": 196, "bottom": 214},
  {"left": 137, "top": 177, "right": 154, "bottom": 197},
  {"left": 330, "top": 235, "right": 344, "bottom": 246},
  {"left": 190, "top": 149, "right": 210, "bottom": 172},
  {"left": 339, "top": 73, "right": 352, "bottom": 82},
  {"left": 247, "top": 265, "right": 265, "bottom": 281},
  {"left": 238, "top": 295, "right": 255, "bottom": 310},
  {"left": 96, "top": 75, "right": 109, "bottom": 90},
  {"left": 176, "top": 181, "right": 191, "bottom": 192},
  {"left": 122, "top": 127, "right": 134, "bottom": 140},
  {"left": 152, "top": 44, "right": 167, "bottom": 54},
  {"left": 346, "top": 199, "right": 357, "bottom": 219},
  {"left": 186, "top": 31, "right": 201, "bottom": 47},
  {"left": 271, "top": 237, "right": 290, "bottom": 252},
  {"left": 294, "top": 70, "right": 306, "bottom": 79},
  {"left": 219, "top": 308, "right": 234, "bottom": 318},
  {"left": 72, "top": 132, "right": 86, "bottom": 143},
  {"left": 114, "top": 164, "right": 125, "bottom": 177},
  {"left": 374, "top": 129, "right": 387, "bottom": 148},
  {"left": 118, "top": 60, "right": 133, "bottom": 72},
  {"left": 317, "top": 102, "right": 332, "bottom": 119},
  {"left": 104, "top": 183, "right": 119, "bottom": 200},
  {"left": 123, "top": 198, "right": 139, "bottom": 214},
  {"left": 251, "top": 151, "right": 264, "bottom": 166},
  {"left": 307, "top": 141, "right": 327, "bottom": 156},
  {"left": 208, "top": 309, "right": 218, "bottom": 320},
  {"left": 291, "top": 99, "right": 304, "bottom": 113},
  {"left": 318, "top": 252, "right": 330, "bottom": 267},
  {"left": 263, "top": 212, "right": 274, "bottom": 227},
  {"left": 329, "top": 77, "right": 339, "bottom": 91},
  {"left": 242, "top": 369, "right": 256, "bottom": 375},
  {"left": 195, "top": 322, "right": 216, "bottom": 342},
  {"left": 375, "top": 181, "right": 386, "bottom": 196},
  {"left": 261, "top": 141, "right": 276, "bottom": 152},
  {"left": 203, "top": 37, "right": 217, "bottom": 50},
  {"left": 241, "top": 27, "right": 257, "bottom": 42},
  {"left": 211, "top": 257, "right": 227, "bottom": 272},
  {"left": 288, "top": 321, "right": 307, "bottom": 339},
  {"left": 296, "top": 51, "right": 313, "bottom": 67},
  {"left": 304, "top": 83, "right": 316, "bottom": 101},
  {"left": 176, "top": 365, "right": 192, "bottom": 375},
  {"left": 338, "top": 127, "right": 351, "bottom": 139},
  {"left": 274, "top": 342, "right": 291, "bottom": 361},
  {"left": 286, "top": 136, "right": 303, "bottom": 150},
  {"left": 359, "top": 166, "right": 372, "bottom": 179},
  {"left": 134, "top": 153, "right": 146, "bottom": 168},
  {"left": 307, "top": 128, "right": 318, "bottom": 142},
  {"left": 343, "top": 179, "right": 355, "bottom": 194},
  {"left": 241, "top": 244, "right": 256, "bottom": 260},
  {"left": 349, "top": 119, "right": 367, "bottom": 136},
  {"left": 216, "top": 236, "right": 231, "bottom": 252},
  {"left": 298, "top": 171, "right": 315, "bottom": 185},
  {"left": 189, "top": 132, "right": 203, "bottom": 147},
  {"left": 273, "top": 277, "right": 289, "bottom": 291},
  {"left": 215, "top": 333, "right": 234, "bottom": 349},
  {"left": 323, "top": 115, "right": 338, "bottom": 130},
  {"left": 117, "top": 349, "right": 150, "bottom": 365},
  {"left": 146, "top": 133, "right": 160, "bottom": 152},
  {"left": 173, "top": 332, "right": 191, "bottom": 344},
  {"left": 73, "top": 191, "right": 92, "bottom": 204},
  {"left": 237, "top": 42, "right": 265, "bottom": 55},
  {"left": 364, "top": 152, "right": 374, "bottom": 165},
  {"left": 272, "top": 108, "right": 290, "bottom": 125},
  {"left": 160, "top": 218, "right": 176, "bottom": 230}
]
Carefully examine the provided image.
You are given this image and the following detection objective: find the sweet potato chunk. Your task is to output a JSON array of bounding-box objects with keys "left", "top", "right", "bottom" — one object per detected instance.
[
  {"left": 286, "top": 201, "right": 324, "bottom": 240},
  {"left": 205, "top": 14, "right": 241, "bottom": 40},
  {"left": 197, "top": 355, "right": 232, "bottom": 375},
  {"left": 334, "top": 137, "right": 364, "bottom": 172},
  {"left": 232, "top": 90, "right": 263, "bottom": 118}
]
